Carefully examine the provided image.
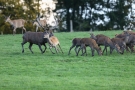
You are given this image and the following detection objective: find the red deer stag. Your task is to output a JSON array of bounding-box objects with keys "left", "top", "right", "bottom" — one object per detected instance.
[{"left": 21, "top": 31, "right": 53, "bottom": 54}]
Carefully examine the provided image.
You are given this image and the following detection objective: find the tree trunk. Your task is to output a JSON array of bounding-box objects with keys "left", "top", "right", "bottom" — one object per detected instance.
[{"left": 66, "top": 7, "right": 70, "bottom": 31}]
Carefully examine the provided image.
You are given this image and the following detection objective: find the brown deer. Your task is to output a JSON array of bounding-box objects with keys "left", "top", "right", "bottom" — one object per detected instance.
[
  {"left": 115, "top": 31, "right": 135, "bottom": 52},
  {"left": 68, "top": 38, "right": 82, "bottom": 55},
  {"left": 76, "top": 38, "right": 102, "bottom": 56},
  {"left": 124, "top": 31, "right": 135, "bottom": 52},
  {"left": 90, "top": 33, "right": 122, "bottom": 55},
  {"left": 33, "top": 19, "right": 47, "bottom": 32},
  {"left": 44, "top": 32, "right": 63, "bottom": 54},
  {"left": 5, "top": 15, "right": 26, "bottom": 35},
  {"left": 111, "top": 38, "right": 126, "bottom": 54}
]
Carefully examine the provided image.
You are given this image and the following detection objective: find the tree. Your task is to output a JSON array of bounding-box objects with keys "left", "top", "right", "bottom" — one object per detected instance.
[
  {"left": 54, "top": 0, "right": 132, "bottom": 31},
  {"left": 105, "top": 0, "right": 131, "bottom": 30}
]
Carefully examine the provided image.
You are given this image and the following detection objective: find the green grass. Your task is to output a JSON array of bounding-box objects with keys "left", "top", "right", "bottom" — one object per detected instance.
[{"left": 0, "top": 31, "right": 135, "bottom": 90}]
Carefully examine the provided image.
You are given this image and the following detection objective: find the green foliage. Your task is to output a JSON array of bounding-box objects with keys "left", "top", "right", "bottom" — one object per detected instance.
[
  {"left": 0, "top": 14, "right": 11, "bottom": 34},
  {"left": 0, "top": 14, "right": 5, "bottom": 33},
  {"left": 0, "top": 31, "right": 135, "bottom": 89},
  {"left": 2, "top": 23, "right": 12, "bottom": 34},
  {"left": 25, "top": 21, "right": 35, "bottom": 32},
  {"left": 55, "top": 0, "right": 133, "bottom": 31},
  {"left": 75, "top": 21, "right": 90, "bottom": 31}
]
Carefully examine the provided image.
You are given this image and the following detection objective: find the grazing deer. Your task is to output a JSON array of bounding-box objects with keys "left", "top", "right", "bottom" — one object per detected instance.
[
  {"left": 5, "top": 15, "right": 26, "bottom": 35},
  {"left": 111, "top": 38, "right": 126, "bottom": 54},
  {"left": 33, "top": 19, "right": 47, "bottom": 32},
  {"left": 115, "top": 31, "right": 135, "bottom": 52},
  {"left": 44, "top": 32, "right": 63, "bottom": 54},
  {"left": 90, "top": 33, "right": 122, "bottom": 55},
  {"left": 77, "top": 38, "right": 102, "bottom": 56},
  {"left": 123, "top": 31, "right": 135, "bottom": 52}
]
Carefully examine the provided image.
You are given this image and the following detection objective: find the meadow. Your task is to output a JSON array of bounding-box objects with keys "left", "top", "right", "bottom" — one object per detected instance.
[{"left": 0, "top": 30, "right": 135, "bottom": 90}]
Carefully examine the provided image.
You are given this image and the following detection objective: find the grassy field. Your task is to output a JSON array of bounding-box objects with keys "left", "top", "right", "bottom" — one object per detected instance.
[{"left": 0, "top": 30, "right": 135, "bottom": 90}]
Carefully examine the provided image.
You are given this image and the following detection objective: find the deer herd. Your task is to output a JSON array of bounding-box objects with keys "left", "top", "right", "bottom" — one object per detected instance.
[
  {"left": 68, "top": 31, "right": 135, "bottom": 56},
  {"left": 4, "top": 15, "right": 135, "bottom": 56}
]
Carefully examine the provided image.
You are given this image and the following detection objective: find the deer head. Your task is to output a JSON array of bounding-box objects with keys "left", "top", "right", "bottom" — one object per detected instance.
[{"left": 5, "top": 15, "right": 11, "bottom": 22}]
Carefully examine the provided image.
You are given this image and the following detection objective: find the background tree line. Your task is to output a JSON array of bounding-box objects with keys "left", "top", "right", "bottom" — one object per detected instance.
[
  {"left": 55, "top": 0, "right": 135, "bottom": 31},
  {"left": 0, "top": 0, "right": 135, "bottom": 34}
]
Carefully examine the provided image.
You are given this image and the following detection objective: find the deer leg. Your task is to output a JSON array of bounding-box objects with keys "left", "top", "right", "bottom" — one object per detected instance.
[
  {"left": 43, "top": 44, "right": 47, "bottom": 53},
  {"left": 68, "top": 44, "right": 75, "bottom": 55},
  {"left": 22, "top": 28, "right": 23, "bottom": 34},
  {"left": 58, "top": 44, "right": 63, "bottom": 53},
  {"left": 106, "top": 47, "right": 108, "bottom": 55},
  {"left": 103, "top": 46, "right": 107, "bottom": 55},
  {"left": 54, "top": 46, "right": 59, "bottom": 54},
  {"left": 81, "top": 45, "right": 86, "bottom": 56},
  {"left": 81, "top": 46, "right": 86, "bottom": 56},
  {"left": 29, "top": 43, "right": 33, "bottom": 53},
  {"left": 110, "top": 47, "right": 113, "bottom": 54},
  {"left": 91, "top": 47, "right": 95, "bottom": 56},
  {"left": 75, "top": 45, "right": 79, "bottom": 55},
  {"left": 36, "top": 26, "right": 38, "bottom": 32},
  {"left": 96, "top": 49, "right": 100, "bottom": 56},
  {"left": 49, "top": 46, "right": 55, "bottom": 54},
  {"left": 22, "top": 43, "right": 24, "bottom": 53},
  {"left": 85, "top": 46, "right": 87, "bottom": 56},
  {"left": 56, "top": 45, "right": 60, "bottom": 52},
  {"left": 13, "top": 29, "right": 14, "bottom": 35},
  {"left": 128, "top": 44, "right": 134, "bottom": 53},
  {"left": 22, "top": 27, "right": 26, "bottom": 34},
  {"left": 38, "top": 44, "right": 43, "bottom": 54},
  {"left": 13, "top": 28, "right": 16, "bottom": 35},
  {"left": 125, "top": 45, "right": 130, "bottom": 52},
  {"left": 76, "top": 47, "right": 82, "bottom": 56},
  {"left": 120, "top": 46, "right": 124, "bottom": 54},
  {"left": 24, "top": 27, "right": 26, "bottom": 32},
  {"left": 102, "top": 46, "right": 105, "bottom": 54},
  {"left": 76, "top": 48, "right": 80, "bottom": 56},
  {"left": 21, "top": 41, "right": 27, "bottom": 53},
  {"left": 81, "top": 47, "right": 84, "bottom": 55}
]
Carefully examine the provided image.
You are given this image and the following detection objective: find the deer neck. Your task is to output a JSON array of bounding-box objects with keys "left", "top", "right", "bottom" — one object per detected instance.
[
  {"left": 7, "top": 19, "right": 14, "bottom": 26},
  {"left": 47, "top": 37, "right": 53, "bottom": 46}
]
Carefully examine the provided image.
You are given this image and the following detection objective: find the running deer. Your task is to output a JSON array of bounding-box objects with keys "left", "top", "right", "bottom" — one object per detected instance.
[
  {"left": 5, "top": 15, "right": 26, "bottom": 35},
  {"left": 21, "top": 30, "right": 54, "bottom": 54},
  {"left": 44, "top": 32, "right": 63, "bottom": 54}
]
